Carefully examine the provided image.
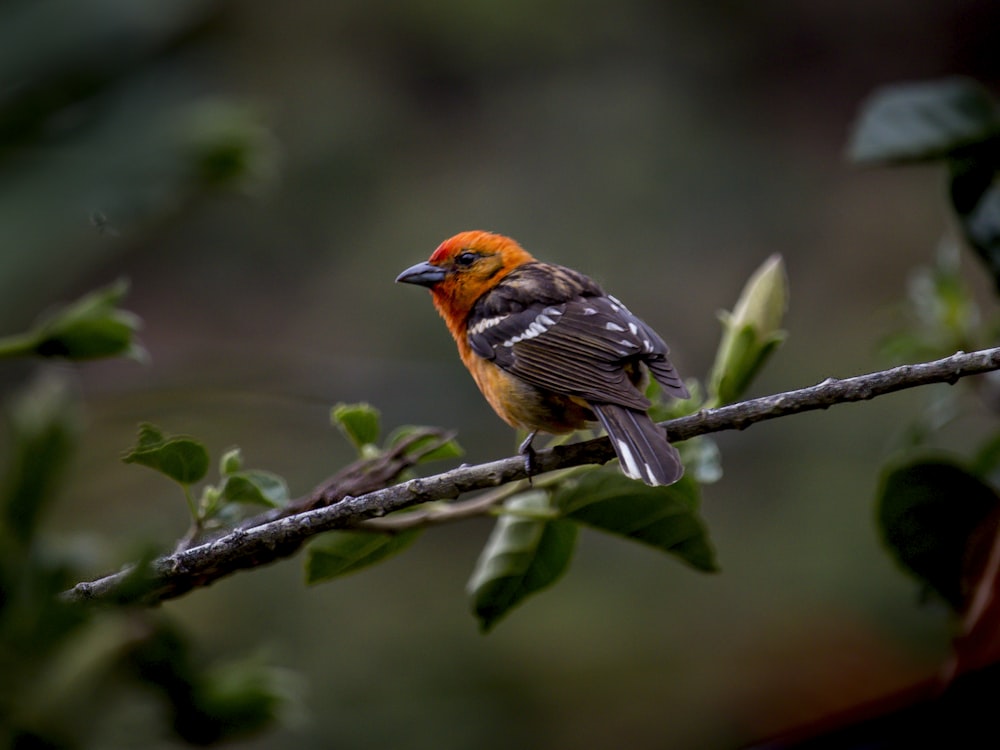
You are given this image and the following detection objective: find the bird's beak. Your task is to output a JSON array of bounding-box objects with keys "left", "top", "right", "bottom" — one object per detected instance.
[{"left": 396, "top": 261, "right": 448, "bottom": 288}]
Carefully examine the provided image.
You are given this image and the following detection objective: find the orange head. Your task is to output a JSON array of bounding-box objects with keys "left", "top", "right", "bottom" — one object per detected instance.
[{"left": 396, "top": 231, "right": 535, "bottom": 325}]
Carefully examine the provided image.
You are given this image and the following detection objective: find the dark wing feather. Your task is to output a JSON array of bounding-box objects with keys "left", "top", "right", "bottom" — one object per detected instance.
[{"left": 467, "top": 263, "right": 688, "bottom": 409}]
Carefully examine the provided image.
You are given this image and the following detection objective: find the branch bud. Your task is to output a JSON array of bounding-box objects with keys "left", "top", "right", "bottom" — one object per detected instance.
[{"left": 708, "top": 254, "right": 788, "bottom": 406}]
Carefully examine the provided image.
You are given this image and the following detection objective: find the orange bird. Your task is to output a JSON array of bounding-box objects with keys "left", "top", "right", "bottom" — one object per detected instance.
[{"left": 396, "top": 231, "right": 689, "bottom": 486}]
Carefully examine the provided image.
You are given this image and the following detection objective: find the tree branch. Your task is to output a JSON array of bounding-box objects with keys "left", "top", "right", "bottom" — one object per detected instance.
[{"left": 66, "top": 346, "right": 1000, "bottom": 606}]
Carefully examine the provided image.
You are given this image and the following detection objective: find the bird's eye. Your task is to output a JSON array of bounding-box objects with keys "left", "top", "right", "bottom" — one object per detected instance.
[{"left": 454, "top": 251, "right": 478, "bottom": 267}]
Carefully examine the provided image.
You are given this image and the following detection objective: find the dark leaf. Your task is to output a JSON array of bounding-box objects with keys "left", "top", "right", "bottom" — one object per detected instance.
[
  {"left": 849, "top": 78, "right": 1000, "bottom": 164},
  {"left": 553, "top": 470, "right": 718, "bottom": 572},
  {"left": 29, "top": 278, "right": 145, "bottom": 361},
  {"left": 951, "top": 162, "right": 1000, "bottom": 293},
  {"left": 878, "top": 459, "right": 1000, "bottom": 610},
  {"left": 305, "top": 528, "right": 422, "bottom": 584},
  {"left": 467, "top": 491, "right": 577, "bottom": 632}
]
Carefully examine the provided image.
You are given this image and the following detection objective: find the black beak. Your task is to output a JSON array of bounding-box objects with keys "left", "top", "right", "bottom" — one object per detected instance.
[{"left": 396, "top": 261, "right": 448, "bottom": 288}]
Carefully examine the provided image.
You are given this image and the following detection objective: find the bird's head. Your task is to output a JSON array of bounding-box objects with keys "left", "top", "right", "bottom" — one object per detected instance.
[{"left": 396, "top": 231, "right": 535, "bottom": 318}]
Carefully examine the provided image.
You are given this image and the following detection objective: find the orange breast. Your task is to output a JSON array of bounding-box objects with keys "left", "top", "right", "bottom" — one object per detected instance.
[{"left": 461, "top": 350, "right": 594, "bottom": 434}]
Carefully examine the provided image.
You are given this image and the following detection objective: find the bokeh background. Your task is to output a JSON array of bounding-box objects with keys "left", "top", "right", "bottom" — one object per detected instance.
[{"left": 4, "top": 0, "right": 1000, "bottom": 747}]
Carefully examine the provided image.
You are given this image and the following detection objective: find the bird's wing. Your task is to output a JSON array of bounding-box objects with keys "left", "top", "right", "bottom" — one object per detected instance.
[{"left": 469, "top": 284, "right": 686, "bottom": 409}]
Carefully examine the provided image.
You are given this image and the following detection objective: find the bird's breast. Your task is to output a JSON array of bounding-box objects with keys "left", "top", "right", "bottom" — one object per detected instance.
[{"left": 461, "top": 350, "right": 593, "bottom": 434}]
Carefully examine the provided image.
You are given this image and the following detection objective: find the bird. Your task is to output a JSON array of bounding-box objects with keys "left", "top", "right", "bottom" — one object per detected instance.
[{"left": 396, "top": 230, "right": 689, "bottom": 486}]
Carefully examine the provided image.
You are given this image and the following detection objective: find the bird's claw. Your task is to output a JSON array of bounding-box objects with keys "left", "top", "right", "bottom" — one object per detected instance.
[{"left": 519, "top": 431, "right": 538, "bottom": 479}]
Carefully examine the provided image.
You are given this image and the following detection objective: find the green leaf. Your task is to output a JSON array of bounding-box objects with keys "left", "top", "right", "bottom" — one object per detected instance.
[
  {"left": 877, "top": 459, "right": 1000, "bottom": 610},
  {"left": 220, "top": 470, "right": 289, "bottom": 508},
  {"left": 1, "top": 376, "right": 79, "bottom": 544},
  {"left": 553, "top": 470, "right": 718, "bottom": 572},
  {"left": 385, "top": 425, "right": 464, "bottom": 463},
  {"left": 849, "top": 77, "right": 1000, "bottom": 164},
  {"left": 305, "top": 528, "right": 422, "bottom": 584},
  {"left": 219, "top": 447, "right": 243, "bottom": 476},
  {"left": 132, "top": 422, "right": 166, "bottom": 451},
  {"left": 121, "top": 423, "right": 210, "bottom": 486},
  {"left": 0, "top": 278, "right": 146, "bottom": 361},
  {"left": 467, "top": 491, "right": 577, "bottom": 632},
  {"left": 331, "top": 403, "right": 381, "bottom": 452}
]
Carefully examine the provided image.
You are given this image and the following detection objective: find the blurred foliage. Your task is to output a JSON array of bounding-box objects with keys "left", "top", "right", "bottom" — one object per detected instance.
[
  {"left": 0, "top": 378, "right": 291, "bottom": 747},
  {"left": 851, "top": 77, "right": 1000, "bottom": 295},
  {"left": 848, "top": 78, "right": 1000, "bottom": 165},
  {"left": 877, "top": 460, "right": 999, "bottom": 611},
  {"left": 0, "top": 279, "right": 145, "bottom": 362},
  {"left": 0, "top": 0, "right": 278, "bottom": 327},
  {"left": 2, "top": 376, "right": 79, "bottom": 545},
  {"left": 0, "top": 0, "right": 289, "bottom": 742},
  {"left": 881, "top": 240, "right": 984, "bottom": 363},
  {"left": 851, "top": 79, "right": 1000, "bottom": 690}
]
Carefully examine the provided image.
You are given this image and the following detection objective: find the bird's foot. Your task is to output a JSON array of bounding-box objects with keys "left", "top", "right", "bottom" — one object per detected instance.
[{"left": 519, "top": 430, "right": 538, "bottom": 480}]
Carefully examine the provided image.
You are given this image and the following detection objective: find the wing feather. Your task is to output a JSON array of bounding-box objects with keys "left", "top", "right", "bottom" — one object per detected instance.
[{"left": 467, "top": 263, "right": 688, "bottom": 409}]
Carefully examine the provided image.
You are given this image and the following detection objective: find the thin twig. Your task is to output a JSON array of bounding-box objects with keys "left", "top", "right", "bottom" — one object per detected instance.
[
  {"left": 64, "top": 346, "right": 1000, "bottom": 606},
  {"left": 358, "top": 467, "right": 581, "bottom": 532}
]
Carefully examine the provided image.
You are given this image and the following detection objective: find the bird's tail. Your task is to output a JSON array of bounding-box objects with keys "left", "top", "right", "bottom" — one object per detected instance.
[{"left": 590, "top": 403, "right": 684, "bottom": 487}]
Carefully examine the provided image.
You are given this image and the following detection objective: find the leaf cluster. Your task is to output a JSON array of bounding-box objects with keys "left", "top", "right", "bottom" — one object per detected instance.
[
  {"left": 850, "top": 78, "right": 1000, "bottom": 675},
  {"left": 0, "top": 293, "right": 290, "bottom": 748},
  {"left": 122, "top": 423, "right": 290, "bottom": 543}
]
